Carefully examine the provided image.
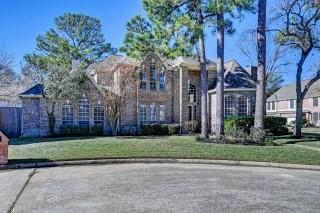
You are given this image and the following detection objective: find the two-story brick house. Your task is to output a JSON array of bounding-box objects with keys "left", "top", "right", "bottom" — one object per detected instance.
[
  {"left": 267, "top": 80, "right": 320, "bottom": 125},
  {"left": 19, "top": 53, "right": 257, "bottom": 137}
]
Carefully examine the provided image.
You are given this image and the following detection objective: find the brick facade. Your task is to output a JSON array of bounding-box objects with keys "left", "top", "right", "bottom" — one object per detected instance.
[
  {"left": 20, "top": 54, "right": 256, "bottom": 137},
  {"left": 0, "top": 131, "right": 8, "bottom": 165}
]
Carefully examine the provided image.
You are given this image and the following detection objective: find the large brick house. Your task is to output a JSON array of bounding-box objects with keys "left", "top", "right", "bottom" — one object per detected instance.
[
  {"left": 19, "top": 53, "right": 257, "bottom": 137},
  {"left": 267, "top": 80, "right": 320, "bottom": 125}
]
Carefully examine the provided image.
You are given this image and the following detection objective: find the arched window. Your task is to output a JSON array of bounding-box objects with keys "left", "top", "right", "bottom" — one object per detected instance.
[
  {"left": 79, "top": 97, "right": 89, "bottom": 127},
  {"left": 238, "top": 96, "right": 248, "bottom": 116},
  {"left": 188, "top": 83, "right": 196, "bottom": 103},
  {"left": 224, "top": 96, "right": 233, "bottom": 117},
  {"left": 139, "top": 69, "right": 147, "bottom": 90},
  {"left": 150, "top": 62, "right": 157, "bottom": 90},
  {"left": 62, "top": 103, "right": 73, "bottom": 125},
  {"left": 94, "top": 104, "right": 105, "bottom": 127},
  {"left": 159, "top": 70, "right": 166, "bottom": 90}
]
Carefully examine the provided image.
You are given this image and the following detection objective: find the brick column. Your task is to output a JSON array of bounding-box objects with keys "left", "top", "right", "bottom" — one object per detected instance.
[{"left": 0, "top": 131, "right": 9, "bottom": 165}]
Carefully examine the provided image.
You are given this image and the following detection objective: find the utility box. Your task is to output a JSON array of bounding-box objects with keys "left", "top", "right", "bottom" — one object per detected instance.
[{"left": 0, "top": 131, "right": 8, "bottom": 165}]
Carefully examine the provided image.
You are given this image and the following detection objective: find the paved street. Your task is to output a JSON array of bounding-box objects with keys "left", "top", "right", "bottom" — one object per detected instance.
[{"left": 1, "top": 163, "right": 320, "bottom": 213}]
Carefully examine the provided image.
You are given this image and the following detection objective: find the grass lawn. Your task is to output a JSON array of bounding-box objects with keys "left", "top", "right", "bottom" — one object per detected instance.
[{"left": 8, "top": 135, "right": 320, "bottom": 165}]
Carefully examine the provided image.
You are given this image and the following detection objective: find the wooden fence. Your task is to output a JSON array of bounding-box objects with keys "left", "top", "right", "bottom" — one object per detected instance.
[{"left": 0, "top": 107, "right": 22, "bottom": 138}]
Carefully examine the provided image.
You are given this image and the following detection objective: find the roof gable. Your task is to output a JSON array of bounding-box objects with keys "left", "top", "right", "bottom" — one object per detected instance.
[{"left": 19, "top": 84, "right": 44, "bottom": 97}]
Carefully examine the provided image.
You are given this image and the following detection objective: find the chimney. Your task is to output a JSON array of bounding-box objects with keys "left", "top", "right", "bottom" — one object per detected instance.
[{"left": 246, "top": 66, "right": 257, "bottom": 82}]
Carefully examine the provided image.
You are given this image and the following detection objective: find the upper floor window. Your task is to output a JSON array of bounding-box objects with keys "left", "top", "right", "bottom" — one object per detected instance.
[
  {"left": 224, "top": 96, "right": 233, "bottom": 117},
  {"left": 313, "top": 97, "right": 319, "bottom": 107},
  {"left": 267, "top": 101, "right": 276, "bottom": 112},
  {"left": 238, "top": 96, "right": 248, "bottom": 116},
  {"left": 62, "top": 103, "right": 73, "bottom": 125},
  {"left": 288, "top": 99, "right": 296, "bottom": 110},
  {"left": 188, "top": 83, "right": 196, "bottom": 103},
  {"left": 94, "top": 104, "right": 104, "bottom": 127},
  {"left": 139, "top": 69, "right": 147, "bottom": 90},
  {"left": 150, "top": 104, "right": 157, "bottom": 124},
  {"left": 150, "top": 63, "right": 157, "bottom": 90},
  {"left": 159, "top": 70, "right": 166, "bottom": 91},
  {"left": 159, "top": 105, "right": 166, "bottom": 123},
  {"left": 139, "top": 105, "right": 147, "bottom": 125},
  {"left": 79, "top": 97, "right": 89, "bottom": 128}
]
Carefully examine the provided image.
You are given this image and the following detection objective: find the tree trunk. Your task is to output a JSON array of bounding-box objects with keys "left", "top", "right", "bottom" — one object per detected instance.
[
  {"left": 199, "top": 32, "right": 209, "bottom": 139},
  {"left": 294, "top": 56, "right": 304, "bottom": 138},
  {"left": 254, "top": 0, "right": 267, "bottom": 129},
  {"left": 216, "top": 1, "right": 225, "bottom": 137}
]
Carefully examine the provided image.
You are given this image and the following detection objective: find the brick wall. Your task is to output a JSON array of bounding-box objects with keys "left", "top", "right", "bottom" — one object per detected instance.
[{"left": 0, "top": 131, "right": 8, "bottom": 165}]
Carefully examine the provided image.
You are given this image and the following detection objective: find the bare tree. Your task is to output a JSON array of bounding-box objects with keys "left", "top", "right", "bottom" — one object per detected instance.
[
  {"left": 271, "top": 0, "right": 320, "bottom": 137},
  {"left": 94, "top": 62, "right": 136, "bottom": 135},
  {"left": 237, "top": 30, "right": 289, "bottom": 95}
]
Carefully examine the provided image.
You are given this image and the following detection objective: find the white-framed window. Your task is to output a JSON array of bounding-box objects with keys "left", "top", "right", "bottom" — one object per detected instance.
[
  {"left": 94, "top": 104, "right": 104, "bottom": 127},
  {"left": 313, "top": 97, "right": 319, "bottom": 107},
  {"left": 188, "top": 83, "right": 196, "bottom": 103},
  {"left": 139, "top": 105, "right": 147, "bottom": 125},
  {"left": 159, "top": 70, "right": 166, "bottom": 91},
  {"left": 150, "top": 104, "right": 157, "bottom": 124},
  {"left": 238, "top": 96, "right": 248, "bottom": 116},
  {"left": 62, "top": 103, "right": 73, "bottom": 125},
  {"left": 288, "top": 99, "right": 296, "bottom": 110},
  {"left": 224, "top": 96, "right": 233, "bottom": 117},
  {"left": 267, "top": 101, "right": 276, "bottom": 112},
  {"left": 79, "top": 97, "right": 90, "bottom": 128},
  {"left": 313, "top": 112, "right": 319, "bottom": 124},
  {"left": 150, "top": 63, "right": 157, "bottom": 90},
  {"left": 251, "top": 96, "right": 256, "bottom": 115},
  {"left": 159, "top": 105, "right": 165, "bottom": 123},
  {"left": 139, "top": 69, "right": 147, "bottom": 90}
]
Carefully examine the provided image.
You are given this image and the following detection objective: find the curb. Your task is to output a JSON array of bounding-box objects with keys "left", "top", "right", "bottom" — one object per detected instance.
[{"left": 2, "top": 158, "right": 320, "bottom": 171}]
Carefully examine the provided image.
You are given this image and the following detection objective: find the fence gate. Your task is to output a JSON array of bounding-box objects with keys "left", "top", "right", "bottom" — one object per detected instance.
[{"left": 0, "top": 107, "right": 22, "bottom": 138}]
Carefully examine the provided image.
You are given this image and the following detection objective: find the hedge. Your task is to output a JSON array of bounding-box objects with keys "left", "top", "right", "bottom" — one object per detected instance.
[{"left": 225, "top": 116, "right": 288, "bottom": 135}]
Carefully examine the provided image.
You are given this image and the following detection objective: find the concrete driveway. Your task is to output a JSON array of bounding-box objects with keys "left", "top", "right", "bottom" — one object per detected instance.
[{"left": 1, "top": 163, "right": 320, "bottom": 213}]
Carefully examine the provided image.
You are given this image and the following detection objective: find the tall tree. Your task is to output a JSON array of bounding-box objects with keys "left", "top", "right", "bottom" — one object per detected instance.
[
  {"left": 24, "top": 13, "right": 115, "bottom": 135},
  {"left": 25, "top": 13, "right": 116, "bottom": 70},
  {"left": 143, "top": 0, "right": 215, "bottom": 138},
  {"left": 273, "top": 0, "right": 320, "bottom": 137},
  {"left": 121, "top": 15, "right": 194, "bottom": 59},
  {"left": 212, "top": 0, "right": 255, "bottom": 137},
  {"left": 255, "top": 0, "right": 267, "bottom": 129}
]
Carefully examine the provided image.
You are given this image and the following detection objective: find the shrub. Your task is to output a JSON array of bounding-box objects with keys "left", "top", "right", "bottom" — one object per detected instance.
[
  {"left": 60, "top": 125, "right": 74, "bottom": 136},
  {"left": 91, "top": 125, "right": 104, "bottom": 136},
  {"left": 79, "top": 127, "right": 90, "bottom": 136},
  {"left": 140, "top": 124, "right": 169, "bottom": 136},
  {"left": 225, "top": 116, "right": 254, "bottom": 134},
  {"left": 167, "top": 124, "right": 180, "bottom": 135},
  {"left": 264, "top": 116, "right": 287, "bottom": 130},
  {"left": 272, "top": 126, "right": 289, "bottom": 136},
  {"left": 184, "top": 120, "right": 199, "bottom": 133},
  {"left": 249, "top": 127, "right": 266, "bottom": 145}
]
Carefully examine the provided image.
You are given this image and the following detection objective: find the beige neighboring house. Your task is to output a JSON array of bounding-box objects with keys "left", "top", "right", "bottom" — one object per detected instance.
[
  {"left": 19, "top": 53, "right": 257, "bottom": 137},
  {"left": 267, "top": 80, "right": 320, "bottom": 125}
]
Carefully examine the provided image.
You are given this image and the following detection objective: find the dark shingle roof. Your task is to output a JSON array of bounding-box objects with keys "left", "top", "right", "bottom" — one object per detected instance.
[
  {"left": 267, "top": 80, "right": 320, "bottom": 102},
  {"left": 209, "top": 60, "right": 256, "bottom": 90},
  {"left": 19, "top": 84, "right": 44, "bottom": 96}
]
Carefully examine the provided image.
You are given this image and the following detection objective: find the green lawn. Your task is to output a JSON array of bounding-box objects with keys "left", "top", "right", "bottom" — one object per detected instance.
[{"left": 9, "top": 135, "right": 320, "bottom": 165}]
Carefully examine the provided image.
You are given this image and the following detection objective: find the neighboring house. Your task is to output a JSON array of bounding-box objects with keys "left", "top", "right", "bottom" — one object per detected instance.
[
  {"left": 267, "top": 80, "right": 320, "bottom": 125},
  {"left": 19, "top": 53, "right": 257, "bottom": 137}
]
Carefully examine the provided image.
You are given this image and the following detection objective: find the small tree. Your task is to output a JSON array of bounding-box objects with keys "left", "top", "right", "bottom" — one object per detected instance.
[
  {"left": 97, "top": 63, "right": 136, "bottom": 135},
  {"left": 41, "top": 65, "right": 88, "bottom": 135},
  {"left": 272, "top": 0, "right": 320, "bottom": 137}
]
